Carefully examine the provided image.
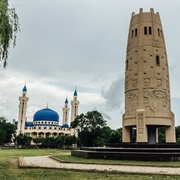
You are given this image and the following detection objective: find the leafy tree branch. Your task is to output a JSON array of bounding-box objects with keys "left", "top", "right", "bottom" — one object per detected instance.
[{"left": 0, "top": 0, "right": 19, "bottom": 68}]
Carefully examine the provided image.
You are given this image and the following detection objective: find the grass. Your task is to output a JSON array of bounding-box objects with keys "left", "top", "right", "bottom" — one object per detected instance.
[{"left": 0, "top": 148, "right": 179, "bottom": 180}]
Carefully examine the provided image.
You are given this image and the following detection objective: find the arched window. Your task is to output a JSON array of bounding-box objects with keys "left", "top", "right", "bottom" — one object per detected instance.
[{"left": 156, "top": 55, "right": 160, "bottom": 66}]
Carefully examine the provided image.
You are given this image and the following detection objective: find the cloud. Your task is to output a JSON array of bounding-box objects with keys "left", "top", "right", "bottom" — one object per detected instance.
[
  {"left": 101, "top": 75, "right": 124, "bottom": 110},
  {"left": 0, "top": 106, "right": 10, "bottom": 118},
  {"left": 26, "top": 106, "right": 40, "bottom": 122},
  {"left": 101, "top": 112, "right": 111, "bottom": 121}
]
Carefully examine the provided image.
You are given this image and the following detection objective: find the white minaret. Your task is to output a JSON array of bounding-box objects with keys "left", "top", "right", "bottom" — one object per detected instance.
[
  {"left": 71, "top": 88, "right": 79, "bottom": 123},
  {"left": 17, "top": 84, "right": 29, "bottom": 135},
  {"left": 62, "top": 97, "right": 70, "bottom": 125}
]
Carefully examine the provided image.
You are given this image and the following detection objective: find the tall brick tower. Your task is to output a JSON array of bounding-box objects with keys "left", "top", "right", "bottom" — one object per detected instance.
[{"left": 122, "top": 8, "right": 176, "bottom": 144}]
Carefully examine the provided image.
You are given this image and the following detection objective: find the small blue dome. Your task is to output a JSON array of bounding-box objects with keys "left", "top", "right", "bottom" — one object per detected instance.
[
  {"left": 33, "top": 108, "right": 59, "bottom": 122},
  {"left": 23, "top": 85, "right": 27, "bottom": 92},
  {"left": 74, "top": 89, "right": 77, "bottom": 96},
  {"left": 62, "top": 124, "right": 69, "bottom": 128},
  {"left": 65, "top": 98, "right": 68, "bottom": 103},
  {"left": 25, "top": 122, "right": 33, "bottom": 127}
]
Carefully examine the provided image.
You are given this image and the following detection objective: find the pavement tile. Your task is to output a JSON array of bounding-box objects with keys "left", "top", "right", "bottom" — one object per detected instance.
[{"left": 19, "top": 156, "right": 180, "bottom": 175}]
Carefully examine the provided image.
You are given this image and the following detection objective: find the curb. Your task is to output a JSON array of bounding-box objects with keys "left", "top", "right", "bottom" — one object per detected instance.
[{"left": 49, "top": 156, "right": 180, "bottom": 168}]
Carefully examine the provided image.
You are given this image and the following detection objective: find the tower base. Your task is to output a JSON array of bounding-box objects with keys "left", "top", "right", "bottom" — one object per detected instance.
[{"left": 72, "top": 144, "right": 180, "bottom": 161}]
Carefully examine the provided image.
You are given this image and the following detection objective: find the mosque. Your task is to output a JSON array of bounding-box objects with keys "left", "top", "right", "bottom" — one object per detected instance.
[{"left": 16, "top": 84, "right": 79, "bottom": 138}]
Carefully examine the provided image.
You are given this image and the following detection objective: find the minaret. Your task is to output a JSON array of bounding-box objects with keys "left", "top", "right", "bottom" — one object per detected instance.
[
  {"left": 62, "top": 97, "right": 70, "bottom": 125},
  {"left": 123, "top": 8, "right": 175, "bottom": 144},
  {"left": 71, "top": 88, "right": 79, "bottom": 123},
  {"left": 17, "top": 84, "right": 29, "bottom": 135}
]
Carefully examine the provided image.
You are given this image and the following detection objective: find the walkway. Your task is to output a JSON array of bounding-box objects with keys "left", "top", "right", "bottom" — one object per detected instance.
[{"left": 19, "top": 156, "right": 180, "bottom": 175}]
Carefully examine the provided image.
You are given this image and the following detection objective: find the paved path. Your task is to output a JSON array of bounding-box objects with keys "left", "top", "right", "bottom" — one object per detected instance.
[{"left": 19, "top": 156, "right": 180, "bottom": 175}]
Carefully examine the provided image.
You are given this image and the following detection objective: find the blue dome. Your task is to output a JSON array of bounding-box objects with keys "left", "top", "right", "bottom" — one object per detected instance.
[
  {"left": 23, "top": 85, "right": 27, "bottom": 92},
  {"left": 33, "top": 108, "right": 59, "bottom": 122},
  {"left": 74, "top": 90, "right": 77, "bottom": 96},
  {"left": 65, "top": 98, "right": 68, "bottom": 103},
  {"left": 62, "top": 124, "right": 69, "bottom": 128},
  {"left": 25, "top": 122, "right": 33, "bottom": 127}
]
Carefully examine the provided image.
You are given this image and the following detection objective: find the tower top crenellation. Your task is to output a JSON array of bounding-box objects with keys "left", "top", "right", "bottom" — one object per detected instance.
[{"left": 131, "top": 8, "right": 159, "bottom": 17}]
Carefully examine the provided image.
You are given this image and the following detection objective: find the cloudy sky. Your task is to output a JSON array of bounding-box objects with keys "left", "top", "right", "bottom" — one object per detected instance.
[{"left": 1, "top": 0, "right": 180, "bottom": 129}]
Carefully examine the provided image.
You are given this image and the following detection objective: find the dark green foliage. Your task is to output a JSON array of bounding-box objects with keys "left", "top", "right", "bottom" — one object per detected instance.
[
  {"left": 71, "top": 110, "right": 108, "bottom": 147},
  {"left": 109, "top": 128, "right": 122, "bottom": 144},
  {"left": 39, "top": 136, "right": 77, "bottom": 148},
  {"left": 63, "top": 135, "right": 77, "bottom": 146},
  {"left": 131, "top": 128, "right": 136, "bottom": 143},
  {"left": 95, "top": 126, "right": 112, "bottom": 146},
  {"left": 40, "top": 137, "right": 57, "bottom": 148},
  {"left": 56, "top": 136, "right": 64, "bottom": 147},
  {"left": 15, "top": 133, "right": 32, "bottom": 147},
  {"left": 158, "top": 127, "right": 166, "bottom": 143},
  {"left": 0, "top": 117, "right": 16, "bottom": 145},
  {"left": 33, "top": 137, "right": 44, "bottom": 146},
  {"left": 176, "top": 126, "right": 180, "bottom": 144},
  {"left": 0, "top": 0, "right": 19, "bottom": 67}
]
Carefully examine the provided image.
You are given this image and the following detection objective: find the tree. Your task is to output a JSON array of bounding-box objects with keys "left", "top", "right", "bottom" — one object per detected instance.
[
  {"left": 158, "top": 127, "right": 166, "bottom": 143},
  {"left": 95, "top": 126, "right": 112, "bottom": 146},
  {"left": 176, "top": 126, "right": 180, "bottom": 144},
  {"left": 40, "top": 137, "right": 57, "bottom": 148},
  {"left": 38, "top": 136, "right": 77, "bottom": 148},
  {"left": 71, "top": 110, "right": 107, "bottom": 147},
  {"left": 109, "top": 128, "right": 122, "bottom": 144},
  {"left": 0, "top": 0, "right": 19, "bottom": 67},
  {"left": 33, "top": 137, "right": 44, "bottom": 147},
  {"left": 15, "top": 133, "right": 32, "bottom": 148},
  {"left": 64, "top": 135, "right": 77, "bottom": 147},
  {"left": 0, "top": 117, "right": 16, "bottom": 145}
]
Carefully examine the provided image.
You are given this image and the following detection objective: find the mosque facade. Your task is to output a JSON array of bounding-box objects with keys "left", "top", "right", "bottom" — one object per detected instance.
[{"left": 17, "top": 85, "right": 79, "bottom": 138}]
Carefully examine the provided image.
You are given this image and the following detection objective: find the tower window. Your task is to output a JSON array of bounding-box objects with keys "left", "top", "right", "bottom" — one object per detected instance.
[
  {"left": 156, "top": 55, "right": 160, "bottom": 66},
  {"left": 149, "top": 27, "right": 152, "bottom": 35},
  {"left": 132, "top": 30, "right": 134, "bottom": 38},
  {"left": 135, "top": 28, "right": 137, "bottom": 36},
  {"left": 158, "top": 28, "right": 160, "bottom": 36},
  {"left": 144, "top": 27, "right": 147, "bottom": 35}
]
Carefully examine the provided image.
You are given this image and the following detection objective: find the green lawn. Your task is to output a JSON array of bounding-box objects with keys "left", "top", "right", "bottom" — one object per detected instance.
[{"left": 0, "top": 148, "right": 179, "bottom": 180}]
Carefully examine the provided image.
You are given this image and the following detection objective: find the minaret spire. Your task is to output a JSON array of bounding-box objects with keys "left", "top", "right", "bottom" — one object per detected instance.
[
  {"left": 17, "top": 84, "right": 29, "bottom": 135},
  {"left": 62, "top": 96, "right": 70, "bottom": 125},
  {"left": 71, "top": 87, "right": 79, "bottom": 122}
]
